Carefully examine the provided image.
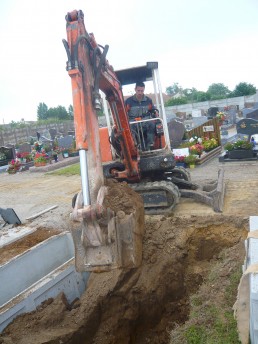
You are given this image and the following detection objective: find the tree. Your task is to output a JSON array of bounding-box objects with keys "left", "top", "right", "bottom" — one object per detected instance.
[
  {"left": 165, "top": 97, "right": 188, "bottom": 106},
  {"left": 182, "top": 88, "right": 195, "bottom": 99},
  {"left": 46, "top": 106, "right": 69, "bottom": 120},
  {"left": 68, "top": 104, "right": 74, "bottom": 120},
  {"left": 193, "top": 91, "right": 211, "bottom": 102},
  {"left": 166, "top": 83, "right": 181, "bottom": 96},
  {"left": 231, "top": 82, "right": 256, "bottom": 97},
  {"left": 37, "top": 102, "right": 48, "bottom": 120},
  {"left": 207, "top": 83, "right": 230, "bottom": 100}
]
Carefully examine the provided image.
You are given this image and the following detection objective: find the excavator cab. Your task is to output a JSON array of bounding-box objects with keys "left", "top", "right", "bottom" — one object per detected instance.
[{"left": 114, "top": 62, "right": 170, "bottom": 152}]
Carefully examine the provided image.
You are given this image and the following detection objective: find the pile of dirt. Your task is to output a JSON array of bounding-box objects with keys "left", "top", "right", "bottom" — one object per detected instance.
[
  {"left": 104, "top": 179, "right": 143, "bottom": 215},
  {"left": 0, "top": 214, "right": 248, "bottom": 344}
]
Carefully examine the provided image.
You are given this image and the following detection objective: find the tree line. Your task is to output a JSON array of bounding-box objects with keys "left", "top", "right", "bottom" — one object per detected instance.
[
  {"left": 165, "top": 82, "right": 257, "bottom": 106},
  {"left": 37, "top": 103, "right": 74, "bottom": 121}
]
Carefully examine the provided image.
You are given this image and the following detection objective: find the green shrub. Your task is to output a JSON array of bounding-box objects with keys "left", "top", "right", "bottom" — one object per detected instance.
[{"left": 224, "top": 139, "right": 252, "bottom": 151}]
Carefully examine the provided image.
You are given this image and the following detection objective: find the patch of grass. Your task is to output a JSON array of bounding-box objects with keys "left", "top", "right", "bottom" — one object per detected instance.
[
  {"left": 225, "top": 268, "right": 242, "bottom": 304},
  {"left": 47, "top": 163, "right": 80, "bottom": 176},
  {"left": 183, "top": 306, "right": 240, "bottom": 344},
  {"left": 170, "top": 246, "right": 243, "bottom": 344},
  {"left": 185, "top": 325, "right": 207, "bottom": 344}
]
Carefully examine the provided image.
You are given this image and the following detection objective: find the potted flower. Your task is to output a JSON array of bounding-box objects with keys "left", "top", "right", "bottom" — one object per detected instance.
[
  {"left": 189, "top": 136, "right": 203, "bottom": 145},
  {"left": 34, "top": 153, "right": 48, "bottom": 167},
  {"left": 174, "top": 155, "right": 186, "bottom": 167},
  {"left": 34, "top": 141, "right": 42, "bottom": 152},
  {"left": 202, "top": 137, "right": 219, "bottom": 152},
  {"left": 7, "top": 159, "right": 21, "bottom": 174},
  {"left": 224, "top": 139, "right": 254, "bottom": 159},
  {"left": 184, "top": 154, "right": 198, "bottom": 168},
  {"left": 189, "top": 143, "right": 204, "bottom": 157},
  {"left": 216, "top": 111, "right": 226, "bottom": 126},
  {"left": 68, "top": 139, "right": 79, "bottom": 157},
  {"left": 59, "top": 147, "right": 69, "bottom": 158},
  {"left": 20, "top": 152, "right": 33, "bottom": 163},
  {"left": 68, "top": 148, "right": 79, "bottom": 157}
]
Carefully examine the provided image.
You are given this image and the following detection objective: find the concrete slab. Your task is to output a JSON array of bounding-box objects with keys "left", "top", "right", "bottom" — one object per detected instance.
[
  {"left": 0, "top": 165, "right": 8, "bottom": 174},
  {"left": 246, "top": 217, "right": 258, "bottom": 343},
  {"left": 0, "top": 226, "right": 37, "bottom": 248},
  {"left": 0, "top": 232, "right": 89, "bottom": 333}
]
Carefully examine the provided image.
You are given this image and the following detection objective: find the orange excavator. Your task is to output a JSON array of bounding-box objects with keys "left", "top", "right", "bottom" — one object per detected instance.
[{"left": 63, "top": 10, "right": 225, "bottom": 272}]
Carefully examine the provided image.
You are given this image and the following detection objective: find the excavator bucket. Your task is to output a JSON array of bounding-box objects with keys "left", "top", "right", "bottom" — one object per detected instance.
[{"left": 70, "top": 183, "right": 145, "bottom": 272}]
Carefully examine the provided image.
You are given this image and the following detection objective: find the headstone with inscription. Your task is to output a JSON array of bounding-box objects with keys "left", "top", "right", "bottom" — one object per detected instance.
[{"left": 236, "top": 118, "right": 258, "bottom": 138}]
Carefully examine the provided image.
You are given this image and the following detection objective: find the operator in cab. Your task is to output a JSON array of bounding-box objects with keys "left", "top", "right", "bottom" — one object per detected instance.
[{"left": 125, "top": 81, "right": 158, "bottom": 151}]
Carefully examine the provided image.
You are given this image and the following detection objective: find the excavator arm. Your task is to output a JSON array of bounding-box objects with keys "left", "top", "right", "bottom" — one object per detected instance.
[
  {"left": 64, "top": 10, "right": 139, "bottom": 182},
  {"left": 64, "top": 10, "right": 144, "bottom": 272}
]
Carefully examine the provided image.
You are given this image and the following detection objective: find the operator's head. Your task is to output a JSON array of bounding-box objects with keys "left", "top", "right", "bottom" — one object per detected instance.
[{"left": 135, "top": 81, "right": 145, "bottom": 101}]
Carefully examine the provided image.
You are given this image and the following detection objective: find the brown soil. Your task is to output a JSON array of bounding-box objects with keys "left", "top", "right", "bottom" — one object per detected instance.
[
  {"left": 0, "top": 214, "right": 247, "bottom": 344},
  {"left": 104, "top": 179, "right": 143, "bottom": 215},
  {"left": 0, "top": 160, "right": 255, "bottom": 344},
  {"left": 0, "top": 228, "right": 61, "bottom": 265}
]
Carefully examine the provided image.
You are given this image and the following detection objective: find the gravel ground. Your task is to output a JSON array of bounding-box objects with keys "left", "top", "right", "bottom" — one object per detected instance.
[{"left": 1, "top": 152, "right": 258, "bottom": 226}]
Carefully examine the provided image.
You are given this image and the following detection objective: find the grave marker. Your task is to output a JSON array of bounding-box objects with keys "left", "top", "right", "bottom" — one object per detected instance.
[{"left": 0, "top": 146, "right": 15, "bottom": 166}]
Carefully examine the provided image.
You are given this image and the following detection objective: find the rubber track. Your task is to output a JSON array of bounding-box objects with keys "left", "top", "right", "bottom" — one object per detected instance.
[
  {"left": 169, "top": 166, "right": 191, "bottom": 181},
  {"left": 130, "top": 180, "right": 180, "bottom": 215}
]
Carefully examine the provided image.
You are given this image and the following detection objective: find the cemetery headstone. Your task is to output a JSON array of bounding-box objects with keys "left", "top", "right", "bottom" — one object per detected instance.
[
  {"left": 0, "top": 146, "right": 15, "bottom": 167},
  {"left": 49, "top": 129, "right": 57, "bottom": 140},
  {"left": 167, "top": 120, "right": 185, "bottom": 148},
  {"left": 246, "top": 109, "right": 258, "bottom": 121},
  {"left": 57, "top": 135, "right": 74, "bottom": 149},
  {"left": 18, "top": 143, "right": 31, "bottom": 154},
  {"left": 40, "top": 136, "right": 53, "bottom": 145},
  {"left": 207, "top": 107, "right": 219, "bottom": 119},
  {"left": 42, "top": 129, "right": 51, "bottom": 140},
  {"left": 237, "top": 118, "right": 258, "bottom": 137},
  {"left": 57, "top": 135, "right": 74, "bottom": 158}
]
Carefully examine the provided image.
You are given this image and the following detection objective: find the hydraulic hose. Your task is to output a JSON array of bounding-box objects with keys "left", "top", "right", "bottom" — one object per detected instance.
[{"left": 62, "top": 39, "right": 72, "bottom": 70}]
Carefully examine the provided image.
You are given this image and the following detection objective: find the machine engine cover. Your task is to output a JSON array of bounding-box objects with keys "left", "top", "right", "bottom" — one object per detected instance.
[{"left": 139, "top": 151, "right": 176, "bottom": 173}]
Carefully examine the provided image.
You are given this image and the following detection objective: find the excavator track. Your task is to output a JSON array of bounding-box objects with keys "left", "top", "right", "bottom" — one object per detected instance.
[
  {"left": 130, "top": 180, "right": 180, "bottom": 215},
  {"left": 166, "top": 166, "right": 191, "bottom": 182}
]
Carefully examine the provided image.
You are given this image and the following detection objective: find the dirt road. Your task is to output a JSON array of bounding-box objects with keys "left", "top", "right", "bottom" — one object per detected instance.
[
  {"left": 1, "top": 157, "right": 257, "bottom": 223},
  {"left": 0, "top": 172, "right": 81, "bottom": 229}
]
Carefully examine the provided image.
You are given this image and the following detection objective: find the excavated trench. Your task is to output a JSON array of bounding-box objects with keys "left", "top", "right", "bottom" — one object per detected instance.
[{"left": 0, "top": 214, "right": 247, "bottom": 344}]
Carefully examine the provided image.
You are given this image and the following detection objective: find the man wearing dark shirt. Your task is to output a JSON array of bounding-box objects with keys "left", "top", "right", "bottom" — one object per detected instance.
[{"left": 125, "top": 81, "right": 158, "bottom": 150}]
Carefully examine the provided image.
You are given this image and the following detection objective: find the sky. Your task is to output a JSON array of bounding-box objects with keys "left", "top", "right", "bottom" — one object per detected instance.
[{"left": 0, "top": 0, "right": 258, "bottom": 124}]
